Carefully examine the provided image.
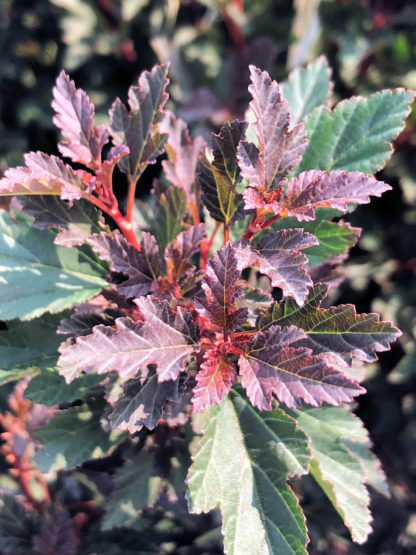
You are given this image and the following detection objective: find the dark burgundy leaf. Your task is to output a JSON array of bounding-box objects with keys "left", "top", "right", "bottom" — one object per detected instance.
[
  {"left": 58, "top": 297, "right": 198, "bottom": 382},
  {"left": 280, "top": 170, "right": 392, "bottom": 220},
  {"left": 239, "top": 325, "right": 364, "bottom": 410},
  {"left": 165, "top": 223, "right": 206, "bottom": 281},
  {"left": 58, "top": 312, "right": 115, "bottom": 336},
  {"left": 94, "top": 145, "right": 130, "bottom": 191},
  {"left": 235, "top": 229, "right": 318, "bottom": 305},
  {"left": 192, "top": 346, "right": 237, "bottom": 412},
  {"left": 52, "top": 70, "right": 109, "bottom": 167},
  {"left": 257, "top": 284, "right": 402, "bottom": 362},
  {"left": 32, "top": 507, "right": 80, "bottom": 555},
  {"left": 197, "top": 242, "right": 248, "bottom": 333},
  {"left": 88, "top": 231, "right": 160, "bottom": 298}
]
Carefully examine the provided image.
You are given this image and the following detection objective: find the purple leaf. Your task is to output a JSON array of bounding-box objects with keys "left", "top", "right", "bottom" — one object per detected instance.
[
  {"left": 52, "top": 70, "right": 109, "bottom": 167},
  {"left": 196, "top": 242, "right": 248, "bottom": 333},
  {"left": 0, "top": 151, "right": 87, "bottom": 200},
  {"left": 58, "top": 312, "right": 115, "bottom": 336},
  {"left": 161, "top": 112, "right": 206, "bottom": 201},
  {"left": 109, "top": 369, "right": 181, "bottom": 432},
  {"left": 237, "top": 65, "right": 308, "bottom": 193},
  {"left": 95, "top": 145, "right": 130, "bottom": 191},
  {"left": 58, "top": 297, "right": 199, "bottom": 383},
  {"left": 165, "top": 223, "right": 206, "bottom": 281},
  {"left": 239, "top": 325, "right": 365, "bottom": 410},
  {"left": 191, "top": 346, "right": 237, "bottom": 412},
  {"left": 257, "top": 284, "right": 402, "bottom": 362},
  {"left": 32, "top": 507, "right": 80, "bottom": 555},
  {"left": 235, "top": 229, "right": 318, "bottom": 305},
  {"left": 280, "top": 170, "right": 392, "bottom": 221},
  {"left": 110, "top": 63, "right": 169, "bottom": 179},
  {"left": 197, "top": 120, "right": 247, "bottom": 224},
  {"left": 88, "top": 231, "right": 160, "bottom": 298}
]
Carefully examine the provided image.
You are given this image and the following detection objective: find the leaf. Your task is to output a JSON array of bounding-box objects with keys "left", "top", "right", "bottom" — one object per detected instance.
[
  {"left": 0, "top": 152, "right": 87, "bottom": 200},
  {"left": 235, "top": 229, "right": 318, "bottom": 305},
  {"left": 109, "top": 63, "right": 169, "bottom": 179},
  {"left": 52, "top": 70, "right": 109, "bottom": 167},
  {"left": 237, "top": 65, "right": 308, "bottom": 192},
  {"left": 161, "top": 113, "right": 206, "bottom": 201},
  {"left": 102, "top": 449, "right": 165, "bottom": 530},
  {"left": 257, "top": 284, "right": 401, "bottom": 363},
  {"left": 198, "top": 120, "right": 247, "bottom": 225},
  {"left": 0, "top": 494, "right": 38, "bottom": 555},
  {"left": 32, "top": 507, "right": 80, "bottom": 555},
  {"left": 94, "top": 145, "right": 130, "bottom": 191},
  {"left": 31, "top": 403, "right": 111, "bottom": 471},
  {"left": 196, "top": 242, "right": 248, "bottom": 333},
  {"left": 0, "top": 210, "right": 108, "bottom": 321},
  {"left": 239, "top": 325, "right": 364, "bottom": 410},
  {"left": 281, "top": 56, "right": 332, "bottom": 124},
  {"left": 17, "top": 196, "right": 105, "bottom": 247},
  {"left": 165, "top": 223, "right": 206, "bottom": 281},
  {"left": 58, "top": 297, "right": 198, "bottom": 383},
  {"left": 24, "top": 369, "right": 105, "bottom": 406},
  {"left": 58, "top": 312, "right": 115, "bottom": 336},
  {"left": 280, "top": 169, "right": 391, "bottom": 221},
  {"left": 0, "top": 312, "right": 67, "bottom": 380},
  {"left": 109, "top": 369, "right": 181, "bottom": 432},
  {"left": 152, "top": 185, "right": 187, "bottom": 253},
  {"left": 287, "top": 405, "right": 378, "bottom": 543},
  {"left": 191, "top": 346, "right": 237, "bottom": 412},
  {"left": 88, "top": 231, "right": 160, "bottom": 298},
  {"left": 297, "top": 88, "right": 415, "bottom": 174},
  {"left": 187, "top": 391, "right": 310, "bottom": 554}
]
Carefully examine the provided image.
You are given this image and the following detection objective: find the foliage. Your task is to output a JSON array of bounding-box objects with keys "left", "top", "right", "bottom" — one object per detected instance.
[{"left": 0, "top": 52, "right": 412, "bottom": 554}]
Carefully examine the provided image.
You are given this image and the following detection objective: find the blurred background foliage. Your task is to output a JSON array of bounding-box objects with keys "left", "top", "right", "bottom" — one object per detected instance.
[{"left": 1, "top": 0, "right": 416, "bottom": 553}]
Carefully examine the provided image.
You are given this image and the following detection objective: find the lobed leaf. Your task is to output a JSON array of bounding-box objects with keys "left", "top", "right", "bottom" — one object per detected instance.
[
  {"left": 0, "top": 210, "right": 108, "bottom": 321},
  {"left": 94, "top": 145, "right": 130, "bottom": 191},
  {"left": 198, "top": 120, "right": 247, "bottom": 225},
  {"left": 165, "top": 223, "right": 206, "bottom": 281},
  {"left": 0, "top": 495, "right": 38, "bottom": 555},
  {"left": 196, "top": 242, "right": 248, "bottom": 333},
  {"left": 187, "top": 391, "right": 310, "bottom": 554},
  {"left": 58, "top": 297, "right": 198, "bottom": 383},
  {"left": 152, "top": 184, "right": 187, "bottom": 254},
  {"left": 52, "top": 70, "right": 109, "bottom": 167},
  {"left": 281, "top": 56, "right": 332, "bottom": 124},
  {"left": 257, "top": 284, "right": 401, "bottom": 362},
  {"left": 239, "top": 325, "right": 364, "bottom": 410},
  {"left": 88, "top": 230, "right": 160, "bottom": 298},
  {"left": 161, "top": 113, "right": 206, "bottom": 201},
  {"left": 235, "top": 229, "right": 318, "bottom": 305},
  {"left": 110, "top": 63, "right": 169, "bottom": 179},
  {"left": 237, "top": 65, "right": 308, "bottom": 192},
  {"left": 297, "top": 88, "right": 415, "bottom": 174},
  {"left": 32, "top": 508, "right": 80, "bottom": 555},
  {"left": 280, "top": 169, "right": 391, "bottom": 221},
  {"left": 0, "top": 151, "right": 87, "bottom": 200}
]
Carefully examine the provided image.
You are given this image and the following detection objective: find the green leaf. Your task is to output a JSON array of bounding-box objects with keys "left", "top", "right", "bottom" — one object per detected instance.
[
  {"left": 0, "top": 210, "right": 109, "bottom": 321},
  {"left": 281, "top": 56, "right": 332, "bottom": 124},
  {"left": 24, "top": 369, "right": 105, "bottom": 406},
  {"left": 0, "top": 312, "right": 67, "bottom": 383},
  {"left": 0, "top": 494, "right": 38, "bottom": 555},
  {"left": 187, "top": 390, "right": 310, "bottom": 554},
  {"left": 152, "top": 185, "right": 187, "bottom": 254},
  {"left": 102, "top": 450, "right": 165, "bottom": 530},
  {"left": 269, "top": 208, "right": 360, "bottom": 265},
  {"left": 31, "top": 403, "right": 112, "bottom": 471},
  {"left": 287, "top": 405, "right": 377, "bottom": 544},
  {"left": 297, "top": 89, "right": 415, "bottom": 174}
]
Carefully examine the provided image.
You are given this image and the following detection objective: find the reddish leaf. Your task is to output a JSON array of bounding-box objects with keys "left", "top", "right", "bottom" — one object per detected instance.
[
  {"left": 32, "top": 507, "right": 80, "bottom": 555},
  {"left": 165, "top": 223, "right": 206, "bottom": 281},
  {"left": 161, "top": 112, "right": 206, "bottom": 201},
  {"left": 109, "top": 369, "right": 181, "bottom": 432},
  {"left": 257, "top": 284, "right": 401, "bottom": 363},
  {"left": 192, "top": 346, "right": 237, "bottom": 412},
  {"left": 88, "top": 231, "right": 160, "bottom": 298},
  {"left": 58, "top": 297, "right": 198, "bottom": 382},
  {"left": 237, "top": 66, "right": 308, "bottom": 193},
  {"left": 197, "top": 242, "right": 248, "bottom": 333},
  {"left": 235, "top": 229, "right": 318, "bottom": 305},
  {"left": 52, "top": 70, "right": 109, "bottom": 167},
  {"left": 110, "top": 64, "right": 169, "bottom": 179},
  {"left": 0, "top": 151, "right": 87, "bottom": 200},
  {"left": 280, "top": 170, "right": 392, "bottom": 221},
  {"left": 94, "top": 145, "right": 130, "bottom": 192},
  {"left": 197, "top": 120, "right": 247, "bottom": 224},
  {"left": 239, "top": 325, "right": 364, "bottom": 410}
]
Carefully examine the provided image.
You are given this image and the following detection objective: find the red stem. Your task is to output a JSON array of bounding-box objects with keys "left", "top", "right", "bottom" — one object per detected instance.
[
  {"left": 126, "top": 176, "right": 139, "bottom": 226},
  {"left": 200, "top": 221, "right": 221, "bottom": 270}
]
